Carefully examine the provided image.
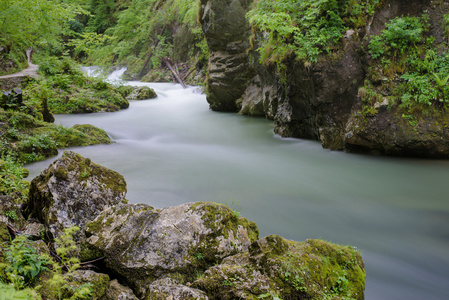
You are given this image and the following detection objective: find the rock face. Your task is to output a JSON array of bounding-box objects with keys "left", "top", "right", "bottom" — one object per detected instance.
[
  {"left": 26, "top": 151, "right": 127, "bottom": 240},
  {"left": 199, "top": 0, "right": 254, "bottom": 111},
  {"left": 85, "top": 201, "right": 259, "bottom": 296},
  {"left": 199, "top": 0, "right": 449, "bottom": 157}
]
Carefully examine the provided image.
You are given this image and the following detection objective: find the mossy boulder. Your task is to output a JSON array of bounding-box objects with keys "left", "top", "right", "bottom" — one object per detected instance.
[
  {"left": 38, "top": 270, "right": 110, "bottom": 300},
  {"left": 85, "top": 201, "right": 259, "bottom": 297},
  {"left": 192, "top": 235, "right": 365, "bottom": 300},
  {"left": 145, "top": 278, "right": 209, "bottom": 300},
  {"left": 345, "top": 102, "right": 449, "bottom": 157},
  {"left": 0, "top": 195, "right": 26, "bottom": 230},
  {"left": 25, "top": 151, "right": 128, "bottom": 242},
  {"left": 0, "top": 110, "right": 112, "bottom": 163},
  {"left": 126, "top": 86, "right": 157, "bottom": 100},
  {"left": 101, "top": 279, "right": 139, "bottom": 300}
]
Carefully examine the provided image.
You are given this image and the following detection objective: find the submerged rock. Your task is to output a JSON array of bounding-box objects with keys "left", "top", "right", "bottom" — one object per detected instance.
[
  {"left": 126, "top": 86, "right": 157, "bottom": 100},
  {"left": 193, "top": 235, "right": 365, "bottom": 300},
  {"left": 85, "top": 201, "right": 259, "bottom": 296},
  {"left": 26, "top": 151, "right": 127, "bottom": 241}
]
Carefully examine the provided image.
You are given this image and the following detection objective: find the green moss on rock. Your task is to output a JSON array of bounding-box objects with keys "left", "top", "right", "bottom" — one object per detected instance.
[{"left": 193, "top": 235, "right": 365, "bottom": 300}]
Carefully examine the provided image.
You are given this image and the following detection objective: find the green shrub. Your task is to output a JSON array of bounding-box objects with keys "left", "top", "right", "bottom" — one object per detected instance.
[
  {"left": 369, "top": 16, "right": 426, "bottom": 59},
  {"left": 1, "top": 235, "right": 52, "bottom": 289},
  {"left": 247, "top": 0, "right": 381, "bottom": 65},
  {"left": 0, "top": 227, "right": 93, "bottom": 299},
  {"left": 0, "top": 282, "right": 39, "bottom": 300},
  {"left": 0, "top": 155, "right": 30, "bottom": 200}
]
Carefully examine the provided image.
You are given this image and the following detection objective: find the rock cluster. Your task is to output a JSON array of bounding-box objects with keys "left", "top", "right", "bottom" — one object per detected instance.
[{"left": 5, "top": 152, "right": 365, "bottom": 299}]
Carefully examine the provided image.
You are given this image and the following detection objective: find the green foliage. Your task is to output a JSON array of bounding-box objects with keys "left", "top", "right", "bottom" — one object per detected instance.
[
  {"left": 364, "top": 14, "right": 449, "bottom": 114},
  {"left": 0, "top": 0, "right": 87, "bottom": 72},
  {"left": 1, "top": 235, "right": 52, "bottom": 289},
  {"left": 0, "top": 228, "right": 93, "bottom": 300},
  {"left": 258, "top": 292, "right": 283, "bottom": 300},
  {"left": 82, "top": 0, "right": 207, "bottom": 79},
  {"left": 442, "top": 13, "right": 449, "bottom": 39},
  {"left": 284, "top": 270, "right": 307, "bottom": 292},
  {"left": 0, "top": 282, "right": 39, "bottom": 300},
  {"left": 247, "top": 0, "right": 381, "bottom": 65},
  {"left": 369, "top": 16, "right": 426, "bottom": 59},
  {"left": 0, "top": 155, "right": 30, "bottom": 200},
  {"left": 2, "top": 210, "right": 19, "bottom": 221},
  {"left": 46, "top": 226, "right": 93, "bottom": 300}
]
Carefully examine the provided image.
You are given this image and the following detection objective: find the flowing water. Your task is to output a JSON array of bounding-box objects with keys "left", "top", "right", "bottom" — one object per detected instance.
[{"left": 26, "top": 75, "right": 449, "bottom": 299}]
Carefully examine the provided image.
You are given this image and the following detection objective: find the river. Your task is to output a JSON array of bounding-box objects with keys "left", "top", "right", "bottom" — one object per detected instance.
[{"left": 26, "top": 79, "right": 449, "bottom": 300}]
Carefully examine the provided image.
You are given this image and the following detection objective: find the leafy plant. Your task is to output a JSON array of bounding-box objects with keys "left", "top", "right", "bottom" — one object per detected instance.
[
  {"left": 0, "top": 282, "right": 39, "bottom": 300},
  {"left": 46, "top": 226, "right": 93, "bottom": 300},
  {"left": 3, "top": 210, "right": 19, "bottom": 221},
  {"left": 1, "top": 235, "right": 52, "bottom": 289},
  {"left": 247, "top": 0, "right": 381, "bottom": 66},
  {"left": 194, "top": 252, "right": 204, "bottom": 260},
  {"left": 258, "top": 291, "right": 283, "bottom": 300},
  {"left": 0, "top": 155, "right": 30, "bottom": 200},
  {"left": 369, "top": 16, "right": 426, "bottom": 59},
  {"left": 284, "top": 270, "right": 307, "bottom": 292}
]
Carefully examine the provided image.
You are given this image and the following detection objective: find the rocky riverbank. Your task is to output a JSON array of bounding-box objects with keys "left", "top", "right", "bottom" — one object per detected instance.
[
  {"left": 199, "top": 0, "right": 449, "bottom": 158},
  {"left": 1, "top": 151, "right": 366, "bottom": 299}
]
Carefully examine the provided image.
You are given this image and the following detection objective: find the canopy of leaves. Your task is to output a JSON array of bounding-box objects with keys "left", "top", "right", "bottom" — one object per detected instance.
[
  {"left": 82, "top": 0, "right": 206, "bottom": 76},
  {"left": 0, "top": 0, "right": 87, "bottom": 70}
]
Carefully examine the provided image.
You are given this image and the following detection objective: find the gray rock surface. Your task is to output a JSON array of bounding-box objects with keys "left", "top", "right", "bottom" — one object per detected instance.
[
  {"left": 85, "top": 201, "right": 259, "bottom": 297},
  {"left": 101, "top": 280, "right": 139, "bottom": 300},
  {"left": 127, "top": 86, "right": 157, "bottom": 100},
  {"left": 26, "top": 151, "right": 128, "bottom": 241},
  {"left": 146, "top": 278, "right": 209, "bottom": 300}
]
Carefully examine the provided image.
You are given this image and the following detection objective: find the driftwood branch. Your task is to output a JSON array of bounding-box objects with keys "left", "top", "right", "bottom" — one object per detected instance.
[{"left": 164, "top": 59, "right": 186, "bottom": 88}]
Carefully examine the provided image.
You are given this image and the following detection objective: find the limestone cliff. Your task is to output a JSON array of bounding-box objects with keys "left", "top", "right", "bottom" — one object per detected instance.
[{"left": 200, "top": 0, "right": 449, "bottom": 158}]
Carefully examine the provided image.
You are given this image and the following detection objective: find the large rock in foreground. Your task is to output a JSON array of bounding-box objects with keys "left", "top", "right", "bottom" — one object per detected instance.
[
  {"left": 193, "top": 235, "right": 365, "bottom": 300},
  {"left": 85, "top": 201, "right": 259, "bottom": 297},
  {"left": 26, "top": 151, "right": 128, "bottom": 240},
  {"left": 23, "top": 152, "right": 365, "bottom": 299}
]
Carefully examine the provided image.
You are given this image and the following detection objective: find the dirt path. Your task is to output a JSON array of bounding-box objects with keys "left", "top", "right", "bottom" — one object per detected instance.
[{"left": 0, "top": 48, "right": 38, "bottom": 79}]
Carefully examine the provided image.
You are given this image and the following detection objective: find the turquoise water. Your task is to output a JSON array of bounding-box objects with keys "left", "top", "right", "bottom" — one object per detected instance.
[{"left": 27, "top": 82, "right": 449, "bottom": 299}]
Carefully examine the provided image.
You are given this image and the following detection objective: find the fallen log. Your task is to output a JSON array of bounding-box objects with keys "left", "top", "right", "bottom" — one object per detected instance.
[{"left": 164, "top": 59, "right": 186, "bottom": 89}]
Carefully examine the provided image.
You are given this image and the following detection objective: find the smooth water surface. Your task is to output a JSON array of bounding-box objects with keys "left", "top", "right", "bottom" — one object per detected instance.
[{"left": 26, "top": 82, "right": 449, "bottom": 300}]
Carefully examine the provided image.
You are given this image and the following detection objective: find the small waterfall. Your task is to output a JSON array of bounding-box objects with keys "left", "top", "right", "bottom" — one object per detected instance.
[
  {"left": 107, "top": 67, "right": 127, "bottom": 83},
  {"left": 80, "top": 66, "right": 128, "bottom": 85},
  {"left": 80, "top": 66, "right": 102, "bottom": 77}
]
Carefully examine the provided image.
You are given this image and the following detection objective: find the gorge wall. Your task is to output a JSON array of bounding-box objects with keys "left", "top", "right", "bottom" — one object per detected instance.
[{"left": 199, "top": 0, "right": 449, "bottom": 158}]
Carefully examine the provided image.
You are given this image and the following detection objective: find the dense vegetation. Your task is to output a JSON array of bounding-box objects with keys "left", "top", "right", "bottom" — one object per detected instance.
[
  {"left": 247, "top": 0, "right": 449, "bottom": 125},
  {"left": 83, "top": 0, "right": 208, "bottom": 81},
  {"left": 360, "top": 13, "right": 449, "bottom": 120},
  {"left": 247, "top": 0, "right": 382, "bottom": 65}
]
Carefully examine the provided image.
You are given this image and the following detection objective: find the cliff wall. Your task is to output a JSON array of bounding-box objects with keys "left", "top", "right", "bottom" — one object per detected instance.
[{"left": 200, "top": 0, "right": 449, "bottom": 157}]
